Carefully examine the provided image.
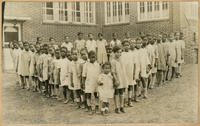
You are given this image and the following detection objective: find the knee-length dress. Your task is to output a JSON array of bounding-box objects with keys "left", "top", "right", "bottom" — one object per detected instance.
[
  {"left": 157, "top": 43, "right": 167, "bottom": 71},
  {"left": 52, "top": 59, "right": 61, "bottom": 85},
  {"left": 29, "top": 51, "right": 36, "bottom": 76},
  {"left": 70, "top": 60, "right": 82, "bottom": 90},
  {"left": 97, "top": 73, "right": 114, "bottom": 102},
  {"left": 42, "top": 54, "right": 49, "bottom": 81},
  {"left": 60, "top": 58, "right": 71, "bottom": 87},
  {"left": 111, "top": 58, "right": 128, "bottom": 89},
  {"left": 96, "top": 39, "right": 108, "bottom": 64},
  {"left": 20, "top": 51, "right": 31, "bottom": 76},
  {"left": 168, "top": 41, "right": 177, "bottom": 67},
  {"left": 82, "top": 61, "right": 101, "bottom": 93}
]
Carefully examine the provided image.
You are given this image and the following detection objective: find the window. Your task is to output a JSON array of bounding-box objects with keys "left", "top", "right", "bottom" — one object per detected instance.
[
  {"left": 105, "top": 2, "right": 130, "bottom": 25},
  {"left": 183, "top": 2, "right": 198, "bottom": 20},
  {"left": 137, "top": 1, "right": 169, "bottom": 21},
  {"left": 43, "top": 2, "right": 96, "bottom": 24}
]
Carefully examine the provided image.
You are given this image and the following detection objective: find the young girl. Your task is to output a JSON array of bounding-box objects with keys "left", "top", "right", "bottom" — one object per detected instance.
[
  {"left": 111, "top": 46, "right": 128, "bottom": 113},
  {"left": 139, "top": 37, "right": 151, "bottom": 98},
  {"left": 38, "top": 45, "right": 45, "bottom": 94},
  {"left": 121, "top": 40, "right": 136, "bottom": 107},
  {"left": 96, "top": 33, "right": 108, "bottom": 65},
  {"left": 42, "top": 44, "right": 50, "bottom": 96},
  {"left": 60, "top": 47, "right": 71, "bottom": 103},
  {"left": 70, "top": 49, "right": 82, "bottom": 108},
  {"left": 110, "top": 33, "right": 121, "bottom": 47},
  {"left": 97, "top": 62, "right": 114, "bottom": 115},
  {"left": 35, "top": 44, "right": 41, "bottom": 92},
  {"left": 157, "top": 35, "right": 167, "bottom": 86},
  {"left": 61, "top": 36, "right": 73, "bottom": 52},
  {"left": 74, "top": 32, "right": 86, "bottom": 54},
  {"left": 48, "top": 46, "right": 55, "bottom": 97},
  {"left": 52, "top": 49, "right": 61, "bottom": 99},
  {"left": 20, "top": 42, "right": 31, "bottom": 90},
  {"left": 13, "top": 42, "right": 20, "bottom": 85},
  {"left": 82, "top": 51, "right": 101, "bottom": 115},
  {"left": 86, "top": 33, "right": 97, "bottom": 53},
  {"left": 29, "top": 44, "right": 36, "bottom": 91}
]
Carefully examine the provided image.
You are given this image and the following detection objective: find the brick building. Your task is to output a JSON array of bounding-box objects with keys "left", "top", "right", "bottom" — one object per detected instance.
[{"left": 3, "top": 1, "right": 198, "bottom": 63}]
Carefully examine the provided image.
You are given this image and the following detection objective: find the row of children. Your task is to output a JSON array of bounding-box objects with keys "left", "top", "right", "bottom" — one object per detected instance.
[{"left": 8, "top": 31, "right": 185, "bottom": 115}]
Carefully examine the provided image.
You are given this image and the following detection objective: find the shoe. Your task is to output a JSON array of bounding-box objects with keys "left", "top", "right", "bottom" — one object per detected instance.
[
  {"left": 120, "top": 107, "right": 125, "bottom": 113},
  {"left": 143, "top": 96, "right": 148, "bottom": 99},
  {"left": 128, "top": 102, "right": 133, "bottom": 107},
  {"left": 63, "top": 99, "right": 69, "bottom": 104},
  {"left": 115, "top": 108, "right": 120, "bottom": 114}
]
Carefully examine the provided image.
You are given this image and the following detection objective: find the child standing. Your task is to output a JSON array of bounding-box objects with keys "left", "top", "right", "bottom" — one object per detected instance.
[
  {"left": 20, "top": 42, "right": 31, "bottom": 90},
  {"left": 48, "top": 46, "right": 55, "bottom": 97},
  {"left": 110, "top": 33, "right": 121, "bottom": 47},
  {"left": 60, "top": 47, "right": 71, "bottom": 103},
  {"left": 61, "top": 36, "right": 73, "bottom": 52},
  {"left": 74, "top": 32, "right": 86, "bottom": 54},
  {"left": 52, "top": 49, "right": 61, "bottom": 99},
  {"left": 96, "top": 33, "right": 108, "bottom": 65},
  {"left": 29, "top": 44, "right": 36, "bottom": 91},
  {"left": 97, "top": 62, "right": 114, "bottom": 115},
  {"left": 111, "top": 46, "right": 128, "bottom": 113},
  {"left": 86, "top": 33, "right": 97, "bottom": 53},
  {"left": 35, "top": 44, "right": 41, "bottom": 92},
  {"left": 70, "top": 49, "right": 82, "bottom": 108},
  {"left": 121, "top": 40, "right": 136, "bottom": 107},
  {"left": 82, "top": 51, "right": 101, "bottom": 115}
]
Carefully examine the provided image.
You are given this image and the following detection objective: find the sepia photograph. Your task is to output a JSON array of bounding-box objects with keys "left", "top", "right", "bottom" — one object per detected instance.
[{"left": 1, "top": 0, "right": 199, "bottom": 125}]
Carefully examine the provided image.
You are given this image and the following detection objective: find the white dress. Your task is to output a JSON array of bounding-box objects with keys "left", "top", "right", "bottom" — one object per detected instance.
[
  {"left": 60, "top": 58, "right": 71, "bottom": 87},
  {"left": 29, "top": 51, "right": 36, "bottom": 76},
  {"left": 180, "top": 40, "right": 185, "bottom": 64},
  {"left": 82, "top": 61, "right": 101, "bottom": 93},
  {"left": 86, "top": 39, "right": 97, "bottom": 52},
  {"left": 97, "top": 73, "right": 114, "bottom": 102},
  {"left": 61, "top": 42, "right": 73, "bottom": 51},
  {"left": 168, "top": 41, "right": 177, "bottom": 67},
  {"left": 134, "top": 49, "right": 141, "bottom": 80},
  {"left": 110, "top": 40, "right": 121, "bottom": 47},
  {"left": 138, "top": 48, "right": 150, "bottom": 78},
  {"left": 70, "top": 60, "right": 82, "bottom": 90},
  {"left": 175, "top": 40, "right": 182, "bottom": 64}
]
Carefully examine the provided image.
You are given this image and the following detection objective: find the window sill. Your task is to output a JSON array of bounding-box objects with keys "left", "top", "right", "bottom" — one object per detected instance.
[
  {"left": 136, "top": 18, "right": 170, "bottom": 24},
  {"left": 42, "top": 20, "right": 97, "bottom": 26},
  {"left": 104, "top": 22, "right": 130, "bottom": 26}
]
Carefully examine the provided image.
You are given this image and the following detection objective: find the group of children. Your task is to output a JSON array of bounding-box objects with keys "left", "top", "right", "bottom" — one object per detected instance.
[{"left": 8, "top": 31, "right": 185, "bottom": 115}]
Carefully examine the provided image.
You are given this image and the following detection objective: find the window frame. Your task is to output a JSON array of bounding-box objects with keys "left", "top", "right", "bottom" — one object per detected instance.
[
  {"left": 104, "top": 2, "right": 130, "bottom": 25},
  {"left": 137, "top": 1, "right": 169, "bottom": 22},
  {"left": 42, "top": 2, "right": 96, "bottom": 25}
]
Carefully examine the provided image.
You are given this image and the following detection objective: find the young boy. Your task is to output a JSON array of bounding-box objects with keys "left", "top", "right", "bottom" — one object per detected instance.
[
  {"left": 86, "top": 33, "right": 97, "bottom": 53},
  {"left": 82, "top": 51, "right": 101, "bottom": 115},
  {"left": 111, "top": 46, "right": 128, "bottom": 113},
  {"left": 20, "top": 42, "right": 31, "bottom": 89}
]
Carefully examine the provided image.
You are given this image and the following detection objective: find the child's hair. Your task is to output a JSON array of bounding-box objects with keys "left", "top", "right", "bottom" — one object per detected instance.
[
  {"left": 77, "top": 32, "right": 83, "bottom": 36},
  {"left": 23, "top": 41, "right": 29, "bottom": 46},
  {"left": 122, "top": 40, "right": 130, "bottom": 45},
  {"left": 112, "top": 46, "right": 121, "bottom": 53},
  {"left": 80, "top": 48, "right": 88, "bottom": 54},
  {"left": 60, "top": 46, "right": 68, "bottom": 52},
  {"left": 55, "top": 48, "right": 60, "bottom": 53},
  {"left": 98, "top": 33, "right": 103, "bottom": 37},
  {"left": 88, "top": 51, "right": 96, "bottom": 58},
  {"left": 102, "top": 62, "right": 111, "bottom": 69},
  {"left": 135, "top": 37, "right": 142, "bottom": 42},
  {"left": 71, "top": 48, "right": 78, "bottom": 54}
]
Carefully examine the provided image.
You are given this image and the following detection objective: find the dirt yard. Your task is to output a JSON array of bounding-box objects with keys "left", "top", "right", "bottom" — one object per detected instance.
[{"left": 2, "top": 64, "right": 198, "bottom": 124}]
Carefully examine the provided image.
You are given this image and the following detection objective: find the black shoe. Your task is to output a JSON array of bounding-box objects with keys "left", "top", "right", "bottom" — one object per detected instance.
[
  {"left": 120, "top": 107, "right": 125, "bottom": 113},
  {"left": 115, "top": 108, "right": 120, "bottom": 114}
]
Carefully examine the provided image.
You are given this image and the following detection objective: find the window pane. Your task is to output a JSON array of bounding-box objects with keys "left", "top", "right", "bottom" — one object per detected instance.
[
  {"left": 64, "top": 2, "right": 67, "bottom": 9},
  {"left": 76, "top": 2, "right": 80, "bottom": 10},
  {"left": 46, "top": 2, "right": 53, "bottom": 8},
  {"left": 46, "top": 9, "right": 53, "bottom": 15}
]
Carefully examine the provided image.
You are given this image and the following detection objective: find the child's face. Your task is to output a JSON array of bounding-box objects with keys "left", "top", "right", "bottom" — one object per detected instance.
[
  {"left": 49, "top": 48, "right": 54, "bottom": 55},
  {"left": 125, "top": 33, "right": 130, "bottom": 38},
  {"left": 175, "top": 33, "right": 180, "bottom": 40},
  {"left": 136, "top": 41, "right": 142, "bottom": 49},
  {"left": 78, "top": 34, "right": 83, "bottom": 39},
  {"left": 72, "top": 50, "right": 78, "bottom": 61},
  {"left": 30, "top": 45, "right": 35, "bottom": 52},
  {"left": 24, "top": 43, "right": 29, "bottom": 51},
  {"left": 89, "top": 55, "right": 96, "bottom": 63},
  {"left": 19, "top": 42, "right": 23, "bottom": 49},
  {"left": 103, "top": 65, "right": 111, "bottom": 74},
  {"left": 169, "top": 34, "right": 174, "bottom": 42},
  {"left": 115, "top": 49, "right": 122, "bottom": 59},
  {"left": 130, "top": 43, "right": 135, "bottom": 50},
  {"left": 113, "top": 34, "right": 117, "bottom": 39},
  {"left": 123, "top": 42, "right": 130, "bottom": 52},
  {"left": 65, "top": 37, "right": 70, "bottom": 42},
  {"left": 35, "top": 45, "right": 40, "bottom": 52},
  {"left": 61, "top": 49, "right": 66, "bottom": 58},
  {"left": 98, "top": 35, "right": 103, "bottom": 40},
  {"left": 88, "top": 34, "right": 93, "bottom": 40},
  {"left": 14, "top": 44, "right": 19, "bottom": 49},
  {"left": 80, "top": 51, "right": 87, "bottom": 61},
  {"left": 55, "top": 51, "right": 60, "bottom": 59}
]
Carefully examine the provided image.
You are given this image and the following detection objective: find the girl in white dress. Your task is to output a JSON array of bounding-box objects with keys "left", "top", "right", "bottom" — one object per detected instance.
[
  {"left": 97, "top": 62, "right": 114, "bottom": 115},
  {"left": 29, "top": 44, "right": 36, "bottom": 91},
  {"left": 121, "top": 40, "right": 136, "bottom": 107},
  {"left": 86, "top": 33, "right": 97, "bottom": 53},
  {"left": 70, "top": 49, "right": 82, "bottom": 108},
  {"left": 96, "top": 33, "right": 108, "bottom": 65},
  {"left": 82, "top": 51, "right": 101, "bottom": 115}
]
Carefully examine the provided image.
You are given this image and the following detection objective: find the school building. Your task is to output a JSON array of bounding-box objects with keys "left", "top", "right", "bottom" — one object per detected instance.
[{"left": 3, "top": 1, "right": 198, "bottom": 64}]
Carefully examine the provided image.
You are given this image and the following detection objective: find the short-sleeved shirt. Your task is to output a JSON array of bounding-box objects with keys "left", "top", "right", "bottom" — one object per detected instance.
[
  {"left": 86, "top": 39, "right": 97, "bottom": 52},
  {"left": 82, "top": 61, "right": 101, "bottom": 93},
  {"left": 61, "top": 42, "right": 73, "bottom": 51}
]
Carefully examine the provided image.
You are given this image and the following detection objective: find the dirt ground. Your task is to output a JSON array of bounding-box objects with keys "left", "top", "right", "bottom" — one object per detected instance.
[{"left": 2, "top": 64, "right": 198, "bottom": 124}]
